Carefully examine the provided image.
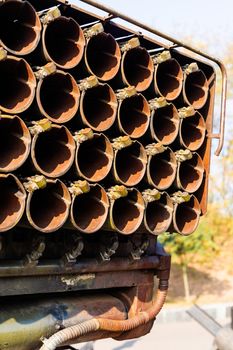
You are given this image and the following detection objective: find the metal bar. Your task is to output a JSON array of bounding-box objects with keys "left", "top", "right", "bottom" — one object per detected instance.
[
  {"left": 187, "top": 304, "right": 221, "bottom": 336},
  {"left": 77, "top": 0, "right": 227, "bottom": 156},
  {"left": 231, "top": 307, "right": 233, "bottom": 330},
  {"left": 0, "top": 255, "right": 160, "bottom": 277}
]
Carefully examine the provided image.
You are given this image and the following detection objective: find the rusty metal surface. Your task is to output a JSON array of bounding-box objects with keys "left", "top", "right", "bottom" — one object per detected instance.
[
  {"left": 75, "top": 131, "right": 113, "bottom": 182},
  {"left": 84, "top": 31, "right": 121, "bottom": 81},
  {"left": 78, "top": 0, "right": 227, "bottom": 155},
  {"left": 36, "top": 69, "right": 80, "bottom": 123},
  {"left": 69, "top": 183, "right": 109, "bottom": 233},
  {"left": 42, "top": 15, "right": 85, "bottom": 69},
  {"left": 79, "top": 82, "right": 117, "bottom": 131},
  {"left": 117, "top": 91, "right": 150, "bottom": 139},
  {"left": 25, "top": 178, "right": 71, "bottom": 233},
  {"left": 0, "top": 255, "right": 160, "bottom": 277},
  {"left": 112, "top": 139, "right": 147, "bottom": 186},
  {"left": 0, "top": 115, "right": 31, "bottom": 172},
  {"left": 0, "top": 0, "right": 227, "bottom": 346},
  {"left": 0, "top": 0, "right": 42, "bottom": 56},
  {"left": 0, "top": 174, "right": 26, "bottom": 233},
  {"left": 0, "top": 55, "right": 36, "bottom": 113},
  {"left": 0, "top": 293, "right": 127, "bottom": 350},
  {"left": 0, "top": 269, "right": 153, "bottom": 296},
  {"left": 31, "top": 122, "right": 76, "bottom": 178}
]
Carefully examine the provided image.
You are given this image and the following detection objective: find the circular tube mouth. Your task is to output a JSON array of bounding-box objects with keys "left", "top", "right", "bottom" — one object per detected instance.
[
  {"left": 173, "top": 195, "right": 200, "bottom": 235},
  {"left": 0, "top": 115, "right": 31, "bottom": 172},
  {"left": 0, "top": 56, "right": 36, "bottom": 114},
  {"left": 154, "top": 58, "right": 183, "bottom": 101},
  {"left": 0, "top": 174, "right": 26, "bottom": 232},
  {"left": 70, "top": 184, "right": 109, "bottom": 233},
  {"left": 111, "top": 188, "right": 144, "bottom": 234},
  {"left": 31, "top": 125, "right": 75, "bottom": 178},
  {"left": 144, "top": 192, "right": 173, "bottom": 235},
  {"left": 147, "top": 148, "right": 177, "bottom": 190},
  {"left": 36, "top": 70, "right": 80, "bottom": 123},
  {"left": 85, "top": 32, "right": 121, "bottom": 81},
  {"left": 76, "top": 133, "right": 113, "bottom": 182},
  {"left": 122, "top": 47, "right": 154, "bottom": 92},
  {"left": 118, "top": 93, "right": 150, "bottom": 138},
  {"left": 183, "top": 69, "right": 208, "bottom": 109},
  {"left": 114, "top": 141, "right": 147, "bottom": 186},
  {"left": 0, "top": 0, "right": 41, "bottom": 55},
  {"left": 150, "top": 103, "right": 180, "bottom": 145},
  {"left": 26, "top": 179, "right": 71, "bottom": 233},
  {"left": 42, "top": 16, "right": 85, "bottom": 69},
  {"left": 80, "top": 83, "right": 117, "bottom": 131},
  {"left": 177, "top": 152, "right": 204, "bottom": 193},
  {"left": 179, "top": 111, "right": 206, "bottom": 151}
]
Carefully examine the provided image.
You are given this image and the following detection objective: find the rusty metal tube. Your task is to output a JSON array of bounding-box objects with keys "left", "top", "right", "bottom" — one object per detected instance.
[
  {"left": 69, "top": 181, "right": 109, "bottom": 234},
  {"left": 153, "top": 52, "right": 183, "bottom": 101},
  {"left": 175, "top": 150, "right": 204, "bottom": 193},
  {"left": 30, "top": 121, "right": 76, "bottom": 178},
  {"left": 0, "top": 0, "right": 41, "bottom": 55},
  {"left": 0, "top": 174, "right": 26, "bottom": 232},
  {"left": 42, "top": 15, "right": 85, "bottom": 69},
  {"left": 79, "top": 80, "right": 118, "bottom": 131},
  {"left": 25, "top": 177, "right": 71, "bottom": 233},
  {"left": 0, "top": 55, "right": 36, "bottom": 114},
  {"left": 84, "top": 28, "right": 121, "bottom": 81},
  {"left": 0, "top": 115, "right": 31, "bottom": 172},
  {"left": 75, "top": 129, "right": 113, "bottom": 182},
  {"left": 0, "top": 293, "right": 126, "bottom": 350},
  {"left": 112, "top": 137, "right": 147, "bottom": 186},
  {"left": 36, "top": 69, "right": 80, "bottom": 123},
  {"left": 146, "top": 144, "right": 177, "bottom": 190},
  {"left": 172, "top": 192, "right": 201, "bottom": 235},
  {"left": 106, "top": 186, "right": 145, "bottom": 235},
  {"left": 121, "top": 45, "right": 154, "bottom": 92},
  {"left": 179, "top": 109, "right": 206, "bottom": 151},
  {"left": 149, "top": 98, "right": 180, "bottom": 145},
  {"left": 117, "top": 88, "right": 150, "bottom": 138},
  {"left": 39, "top": 280, "right": 168, "bottom": 350},
  {"left": 183, "top": 64, "right": 209, "bottom": 109},
  {"left": 143, "top": 190, "right": 173, "bottom": 235}
]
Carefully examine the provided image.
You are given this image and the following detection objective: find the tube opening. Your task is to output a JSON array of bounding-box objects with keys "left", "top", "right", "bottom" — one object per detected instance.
[
  {"left": 112, "top": 190, "right": 144, "bottom": 234},
  {"left": 122, "top": 47, "right": 154, "bottom": 91},
  {"left": 0, "top": 57, "right": 36, "bottom": 113},
  {"left": 37, "top": 71, "right": 80, "bottom": 123},
  {"left": 155, "top": 59, "right": 183, "bottom": 100},
  {"left": 184, "top": 70, "right": 208, "bottom": 109},
  {"left": 119, "top": 94, "right": 150, "bottom": 138},
  {"left": 77, "top": 134, "right": 113, "bottom": 182},
  {"left": 174, "top": 197, "right": 200, "bottom": 235},
  {"left": 0, "top": 0, "right": 41, "bottom": 55},
  {"left": 148, "top": 149, "right": 176, "bottom": 189},
  {"left": 81, "top": 83, "right": 117, "bottom": 131},
  {"left": 115, "top": 142, "right": 146, "bottom": 186},
  {"left": 0, "top": 175, "right": 25, "bottom": 232},
  {"left": 180, "top": 112, "right": 206, "bottom": 151},
  {"left": 0, "top": 116, "right": 31, "bottom": 172},
  {"left": 43, "top": 16, "right": 85, "bottom": 69},
  {"left": 151, "top": 104, "right": 179, "bottom": 144},
  {"left": 85, "top": 32, "right": 121, "bottom": 81},
  {"left": 32, "top": 126, "right": 75, "bottom": 177},
  {"left": 145, "top": 193, "right": 172, "bottom": 234},
  {"left": 28, "top": 180, "right": 70, "bottom": 232},
  {"left": 71, "top": 185, "right": 108, "bottom": 233},
  {"left": 178, "top": 154, "right": 204, "bottom": 193}
]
